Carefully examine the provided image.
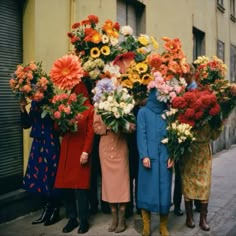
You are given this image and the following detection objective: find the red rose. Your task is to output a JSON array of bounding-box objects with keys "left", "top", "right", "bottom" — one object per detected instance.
[
  {"left": 209, "top": 103, "right": 220, "bottom": 116},
  {"left": 172, "top": 97, "right": 187, "bottom": 109},
  {"left": 183, "top": 92, "right": 197, "bottom": 104},
  {"left": 195, "top": 110, "right": 204, "bottom": 120},
  {"left": 184, "top": 108, "right": 195, "bottom": 119},
  {"left": 200, "top": 95, "right": 212, "bottom": 109}
]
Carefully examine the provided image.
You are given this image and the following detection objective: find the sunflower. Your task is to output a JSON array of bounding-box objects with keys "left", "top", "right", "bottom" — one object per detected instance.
[
  {"left": 100, "top": 45, "right": 111, "bottom": 56},
  {"left": 141, "top": 74, "right": 153, "bottom": 85},
  {"left": 135, "top": 62, "right": 148, "bottom": 74},
  {"left": 121, "top": 79, "right": 133, "bottom": 89},
  {"left": 90, "top": 47, "right": 101, "bottom": 58}
]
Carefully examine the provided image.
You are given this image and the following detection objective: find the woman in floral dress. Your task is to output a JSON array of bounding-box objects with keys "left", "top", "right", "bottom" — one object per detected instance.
[
  {"left": 20, "top": 99, "right": 61, "bottom": 226},
  {"left": 181, "top": 123, "right": 223, "bottom": 231}
]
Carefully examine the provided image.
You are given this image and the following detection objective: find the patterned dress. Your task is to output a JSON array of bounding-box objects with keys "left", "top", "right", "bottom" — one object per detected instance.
[
  {"left": 180, "top": 123, "right": 223, "bottom": 200},
  {"left": 22, "top": 101, "right": 60, "bottom": 195}
]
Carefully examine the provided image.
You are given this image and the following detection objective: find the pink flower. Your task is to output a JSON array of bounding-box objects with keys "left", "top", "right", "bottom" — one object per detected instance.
[
  {"left": 54, "top": 111, "right": 61, "bottom": 119},
  {"left": 50, "top": 54, "right": 84, "bottom": 90},
  {"left": 64, "top": 106, "right": 71, "bottom": 115}
]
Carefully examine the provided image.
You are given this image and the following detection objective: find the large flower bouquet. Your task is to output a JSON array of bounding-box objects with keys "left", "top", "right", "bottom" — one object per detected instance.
[
  {"left": 171, "top": 89, "right": 221, "bottom": 128},
  {"left": 194, "top": 55, "right": 236, "bottom": 119},
  {"left": 147, "top": 71, "right": 187, "bottom": 103},
  {"left": 9, "top": 61, "right": 54, "bottom": 101},
  {"left": 41, "top": 93, "right": 87, "bottom": 133},
  {"left": 93, "top": 78, "right": 135, "bottom": 133},
  {"left": 210, "top": 79, "right": 236, "bottom": 119},
  {"left": 194, "top": 55, "right": 227, "bottom": 85},
  {"left": 148, "top": 37, "right": 190, "bottom": 81},
  {"left": 114, "top": 26, "right": 159, "bottom": 102},
  {"left": 68, "top": 15, "right": 120, "bottom": 82},
  {"left": 162, "top": 108, "right": 196, "bottom": 162}
]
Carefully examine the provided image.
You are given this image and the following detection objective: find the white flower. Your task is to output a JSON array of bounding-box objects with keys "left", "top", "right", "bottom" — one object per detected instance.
[
  {"left": 114, "top": 111, "right": 120, "bottom": 118},
  {"left": 102, "top": 34, "right": 109, "bottom": 44},
  {"left": 161, "top": 138, "right": 168, "bottom": 144},
  {"left": 110, "top": 37, "right": 119, "bottom": 46},
  {"left": 121, "top": 25, "right": 133, "bottom": 36}
]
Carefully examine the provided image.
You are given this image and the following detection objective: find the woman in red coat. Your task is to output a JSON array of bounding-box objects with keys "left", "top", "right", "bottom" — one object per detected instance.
[{"left": 54, "top": 82, "right": 94, "bottom": 234}]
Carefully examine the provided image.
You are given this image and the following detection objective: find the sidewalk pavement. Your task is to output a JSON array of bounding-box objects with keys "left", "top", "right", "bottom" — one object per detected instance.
[{"left": 0, "top": 145, "right": 236, "bottom": 236}]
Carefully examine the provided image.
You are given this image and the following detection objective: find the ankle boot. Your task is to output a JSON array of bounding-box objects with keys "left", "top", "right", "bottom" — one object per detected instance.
[
  {"left": 159, "top": 214, "right": 170, "bottom": 236},
  {"left": 32, "top": 203, "right": 50, "bottom": 224},
  {"left": 44, "top": 207, "right": 60, "bottom": 226},
  {"left": 108, "top": 209, "right": 118, "bottom": 232},
  {"left": 115, "top": 208, "right": 126, "bottom": 233},
  {"left": 184, "top": 200, "right": 195, "bottom": 228},
  {"left": 141, "top": 209, "right": 151, "bottom": 236},
  {"left": 199, "top": 203, "right": 210, "bottom": 231}
]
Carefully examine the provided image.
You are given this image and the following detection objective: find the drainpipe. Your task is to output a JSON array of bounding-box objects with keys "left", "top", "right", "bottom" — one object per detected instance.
[{"left": 68, "top": 0, "right": 76, "bottom": 52}]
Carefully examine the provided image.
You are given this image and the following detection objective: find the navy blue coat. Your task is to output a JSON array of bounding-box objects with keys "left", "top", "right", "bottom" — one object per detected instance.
[{"left": 137, "top": 89, "right": 172, "bottom": 214}]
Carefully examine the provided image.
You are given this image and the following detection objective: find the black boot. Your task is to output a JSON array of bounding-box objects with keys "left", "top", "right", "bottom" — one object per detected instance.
[
  {"left": 184, "top": 200, "right": 195, "bottom": 228},
  {"left": 62, "top": 218, "right": 79, "bottom": 233},
  {"left": 78, "top": 220, "right": 89, "bottom": 234},
  {"left": 199, "top": 202, "right": 210, "bottom": 231},
  {"left": 44, "top": 207, "right": 60, "bottom": 226},
  {"left": 32, "top": 203, "right": 50, "bottom": 224}
]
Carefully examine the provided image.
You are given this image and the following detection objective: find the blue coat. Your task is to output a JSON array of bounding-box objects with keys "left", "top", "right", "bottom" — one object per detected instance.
[{"left": 137, "top": 89, "right": 172, "bottom": 214}]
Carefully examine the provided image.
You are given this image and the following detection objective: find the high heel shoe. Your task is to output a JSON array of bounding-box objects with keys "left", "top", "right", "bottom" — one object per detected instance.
[
  {"left": 32, "top": 203, "right": 50, "bottom": 224},
  {"left": 44, "top": 207, "right": 60, "bottom": 226}
]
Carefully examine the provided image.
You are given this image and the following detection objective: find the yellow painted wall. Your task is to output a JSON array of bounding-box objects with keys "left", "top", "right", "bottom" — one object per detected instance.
[{"left": 22, "top": 0, "right": 236, "bottom": 171}]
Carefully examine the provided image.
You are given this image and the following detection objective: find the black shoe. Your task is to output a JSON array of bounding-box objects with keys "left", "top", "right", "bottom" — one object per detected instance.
[
  {"left": 78, "top": 221, "right": 89, "bottom": 234},
  {"left": 32, "top": 204, "right": 50, "bottom": 224},
  {"left": 174, "top": 207, "right": 184, "bottom": 216},
  {"left": 62, "top": 218, "right": 79, "bottom": 233},
  {"left": 44, "top": 207, "right": 60, "bottom": 226}
]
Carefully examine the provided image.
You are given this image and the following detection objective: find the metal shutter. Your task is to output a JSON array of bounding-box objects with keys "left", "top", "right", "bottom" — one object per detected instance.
[{"left": 0, "top": 0, "right": 24, "bottom": 195}]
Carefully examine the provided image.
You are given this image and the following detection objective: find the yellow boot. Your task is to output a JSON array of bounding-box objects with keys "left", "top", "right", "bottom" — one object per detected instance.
[
  {"left": 141, "top": 209, "right": 151, "bottom": 236},
  {"left": 159, "top": 214, "right": 170, "bottom": 236}
]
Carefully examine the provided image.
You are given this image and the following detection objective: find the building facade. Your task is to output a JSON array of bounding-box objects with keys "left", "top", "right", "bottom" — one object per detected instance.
[{"left": 0, "top": 0, "right": 236, "bottom": 222}]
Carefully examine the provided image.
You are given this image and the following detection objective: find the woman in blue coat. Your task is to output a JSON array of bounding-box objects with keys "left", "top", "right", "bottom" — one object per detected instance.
[{"left": 137, "top": 88, "right": 173, "bottom": 236}]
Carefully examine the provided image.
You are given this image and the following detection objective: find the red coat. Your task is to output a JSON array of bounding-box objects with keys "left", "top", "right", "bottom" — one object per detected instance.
[{"left": 54, "top": 104, "right": 94, "bottom": 189}]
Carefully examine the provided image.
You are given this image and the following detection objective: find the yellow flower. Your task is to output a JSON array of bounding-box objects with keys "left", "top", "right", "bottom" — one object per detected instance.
[
  {"left": 129, "top": 73, "right": 142, "bottom": 83},
  {"left": 121, "top": 79, "right": 133, "bottom": 89},
  {"left": 100, "top": 45, "right": 111, "bottom": 56},
  {"left": 135, "top": 62, "right": 148, "bottom": 74},
  {"left": 138, "top": 34, "right": 149, "bottom": 46},
  {"left": 90, "top": 47, "right": 100, "bottom": 58},
  {"left": 141, "top": 74, "right": 153, "bottom": 85},
  {"left": 150, "top": 36, "right": 159, "bottom": 49}
]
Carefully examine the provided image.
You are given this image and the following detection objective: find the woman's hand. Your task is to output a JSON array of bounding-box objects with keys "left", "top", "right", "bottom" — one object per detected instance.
[
  {"left": 167, "top": 158, "right": 174, "bottom": 168},
  {"left": 142, "top": 157, "right": 151, "bottom": 168},
  {"left": 80, "top": 152, "right": 88, "bottom": 165},
  {"left": 20, "top": 97, "right": 28, "bottom": 112}
]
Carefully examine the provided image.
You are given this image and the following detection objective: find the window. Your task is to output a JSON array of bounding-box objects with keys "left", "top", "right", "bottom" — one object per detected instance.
[
  {"left": 192, "top": 27, "right": 205, "bottom": 61},
  {"left": 117, "top": 0, "right": 145, "bottom": 36},
  {"left": 217, "top": 0, "right": 225, "bottom": 12},
  {"left": 217, "top": 0, "right": 224, "bottom": 6},
  {"left": 230, "top": 0, "right": 236, "bottom": 22},
  {"left": 217, "top": 40, "right": 225, "bottom": 61},
  {"left": 230, "top": 44, "right": 236, "bottom": 82}
]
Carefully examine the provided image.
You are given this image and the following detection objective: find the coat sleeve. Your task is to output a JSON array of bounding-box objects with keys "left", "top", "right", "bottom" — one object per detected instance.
[
  {"left": 82, "top": 107, "right": 95, "bottom": 155},
  {"left": 137, "top": 109, "right": 148, "bottom": 159},
  {"left": 93, "top": 113, "right": 107, "bottom": 135}
]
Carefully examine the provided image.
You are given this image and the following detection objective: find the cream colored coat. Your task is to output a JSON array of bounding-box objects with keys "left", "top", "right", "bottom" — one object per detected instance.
[{"left": 93, "top": 114, "right": 130, "bottom": 203}]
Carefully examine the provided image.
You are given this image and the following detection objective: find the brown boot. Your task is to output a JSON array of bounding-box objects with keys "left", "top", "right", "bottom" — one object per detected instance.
[
  {"left": 184, "top": 200, "right": 195, "bottom": 228},
  {"left": 199, "top": 202, "right": 210, "bottom": 231},
  {"left": 159, "top": 214, "right": 170, "bottom": 236},
  {"left": 108, "top": 209, "right": 118, "bottom": 232},
  {"left": 115, "top": 208, "right": 126, "bottom": 233},
  {"left": 141, "top": 209, "right": 151, "bottom": 236}
]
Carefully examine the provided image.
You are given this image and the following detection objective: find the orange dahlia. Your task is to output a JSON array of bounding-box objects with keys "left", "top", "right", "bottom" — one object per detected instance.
[{"left": 50, "top": 54, "right": 84, "bottom": 90}]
